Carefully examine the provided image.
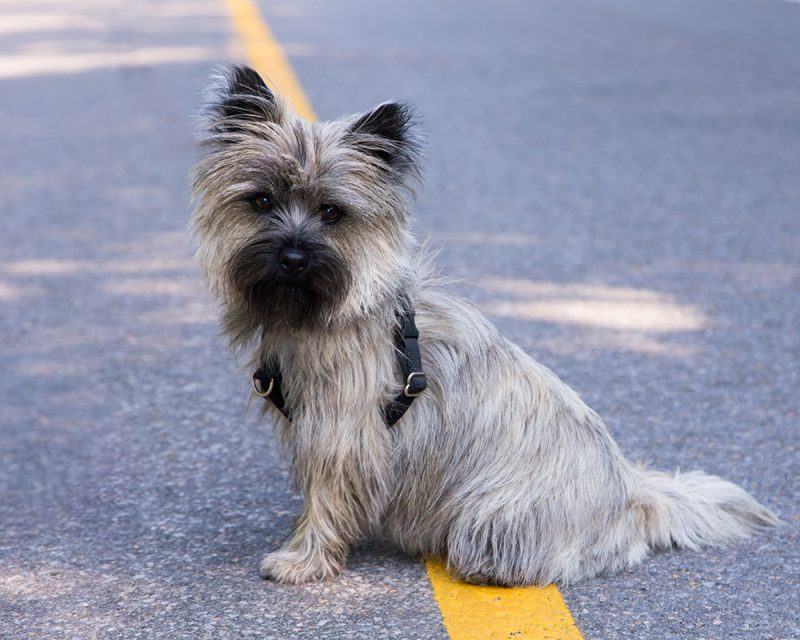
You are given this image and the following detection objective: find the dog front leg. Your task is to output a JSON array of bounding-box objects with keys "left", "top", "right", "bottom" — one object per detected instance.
[
  {"left": 259, "top": 489, "right": 351, "bottom": 583},
  {"left": 259, "top": 435, "right": 382, "bottom": 584}
]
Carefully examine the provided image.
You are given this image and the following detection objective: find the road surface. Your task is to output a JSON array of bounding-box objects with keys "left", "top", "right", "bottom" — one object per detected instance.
[{"left": 1, "top": 0, "right": 798, "bottom": 638}]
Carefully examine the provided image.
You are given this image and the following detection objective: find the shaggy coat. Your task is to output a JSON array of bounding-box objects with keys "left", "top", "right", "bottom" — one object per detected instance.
[{"left": 191, "top": 65, "right": 778, "bottom": 585}]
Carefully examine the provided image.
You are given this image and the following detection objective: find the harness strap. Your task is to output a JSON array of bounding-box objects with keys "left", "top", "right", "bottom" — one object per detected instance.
[
  {"left": 251, "top": 298, "right": 427, "bottom": 428},
  {"left": 383, "top": 299, "right": 427, "bottom": 426}
]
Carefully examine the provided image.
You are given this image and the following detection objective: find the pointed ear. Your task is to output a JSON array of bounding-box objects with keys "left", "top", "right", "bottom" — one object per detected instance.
[
  {"left": 347, "top": 102, "right": 421, "bottom": 173},
  {"left": 203, "top": 65, "right": 284, "bottom": 135}
]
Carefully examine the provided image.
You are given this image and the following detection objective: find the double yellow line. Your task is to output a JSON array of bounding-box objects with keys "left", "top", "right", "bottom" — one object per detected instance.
[{"left": 222, "top": 0, "right": 583, "bottom": 637}]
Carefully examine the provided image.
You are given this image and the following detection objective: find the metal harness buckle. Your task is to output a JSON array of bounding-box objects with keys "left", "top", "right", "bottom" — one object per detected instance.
[
  {"left": 403, "top": 372, "right": 426, "bottom": 398},
  {"left": 251, "top": 372, "right": 274, "bottom": 398}
]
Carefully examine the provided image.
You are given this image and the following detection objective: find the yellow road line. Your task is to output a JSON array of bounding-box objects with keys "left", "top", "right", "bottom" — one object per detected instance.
[
  {"left": 223, "top": 2, "right": 583, "bottom": 638},
  {"left": 223, "top": 0, "right": 316, "bottom": 121},
  {"left": 427, "top": 560, "right": 583, "bottom": 640}
]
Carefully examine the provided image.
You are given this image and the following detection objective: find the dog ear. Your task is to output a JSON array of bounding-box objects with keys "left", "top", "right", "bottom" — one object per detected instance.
[
  {"left": 204, "top": 65, "right": 283, "bottom": 135},
  {"left": 347, "top": 102, "right": 421, "bottom": 174}
]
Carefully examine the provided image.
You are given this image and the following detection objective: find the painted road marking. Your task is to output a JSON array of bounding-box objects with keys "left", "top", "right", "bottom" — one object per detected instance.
[
  {"left": 223, "top": 0, "right": 315, "bottom": 120},
  {"left": 427, "top": 560, "right": 583, "bottom": 639},
  {"left": 222, "top": 1, "right": 584, "bottom": 637}
]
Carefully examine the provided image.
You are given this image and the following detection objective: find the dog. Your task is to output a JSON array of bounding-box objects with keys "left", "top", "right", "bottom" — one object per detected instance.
[{"left": 190, "top": 65, "right": 778, "bottom": 586}]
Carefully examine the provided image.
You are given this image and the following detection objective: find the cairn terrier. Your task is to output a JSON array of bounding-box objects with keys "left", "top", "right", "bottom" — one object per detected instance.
[{"left": 191, "top": 65, "right": 778, "bottom": 586}]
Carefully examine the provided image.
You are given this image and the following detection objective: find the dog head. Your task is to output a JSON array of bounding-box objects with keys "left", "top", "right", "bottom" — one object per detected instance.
[{"left": 191, "top": 65, "right": 422, "bottom": 343}]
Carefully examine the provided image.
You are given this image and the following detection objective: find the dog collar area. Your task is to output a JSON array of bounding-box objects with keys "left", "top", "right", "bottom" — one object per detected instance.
[{"left": 251, "top": 298, "right": 427, "bottom": 428}]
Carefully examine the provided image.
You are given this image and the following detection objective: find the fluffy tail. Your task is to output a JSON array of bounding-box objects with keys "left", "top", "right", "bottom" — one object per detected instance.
[{"left": 635, "top": 469, "right": 780, "bottom": 551}]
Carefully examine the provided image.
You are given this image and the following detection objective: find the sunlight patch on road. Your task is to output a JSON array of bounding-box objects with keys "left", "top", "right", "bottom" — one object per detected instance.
[
  {"left": 0, "top": 259, "right": 93, "bottom": 275},
  {"left": 0, "top": 257, "right": 196, "bottom": 276},
  {"left": 479, "top": 277, "right": 707, "bottom": 333},
  {"left": 0, "top": 13, "right": 104, "bottom": 35},
  {"left": 137, "top": 300, "right": 217, "bottom": 326},
  {"left": 0, "top": 281, "right": 39, "bottom": 300},
  {"left": 0, "top": 46, "right": 224, "bottom": 79},
  {"left": 0, "top": 0, "right": 227, "bottom": 79},
  {"left": 434, "top": 231, "right": 544, "bottom": 247},
  {"left": 104, "top": 277, "right": 202, "bottom": 297}
]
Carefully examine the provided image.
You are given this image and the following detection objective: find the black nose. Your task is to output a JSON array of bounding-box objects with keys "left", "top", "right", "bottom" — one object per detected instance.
[{"left": 278, "top": 246, "right": 309, "bottom": 276}]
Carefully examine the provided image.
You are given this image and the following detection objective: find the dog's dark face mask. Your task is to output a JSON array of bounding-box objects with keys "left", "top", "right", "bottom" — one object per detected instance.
[
  {"left": 226, "top": 227, "right": 350, "bottom": 331},
  {"left": 191, "top": 65, "right": 422, "bottom": 343}
]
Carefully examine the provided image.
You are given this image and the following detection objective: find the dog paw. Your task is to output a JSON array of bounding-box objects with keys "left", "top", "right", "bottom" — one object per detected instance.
[
  {"left": 461, "top": 571, "right": 494, "bottom": 585},
  {"left": 259, "top": 549, "right": 341, "bottom": 584},
  {"left": 460, "top": 571, "right": 511, "bottom": 586}
]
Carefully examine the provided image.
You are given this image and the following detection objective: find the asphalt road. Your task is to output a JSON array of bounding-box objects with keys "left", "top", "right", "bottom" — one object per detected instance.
[{"left": 1, "top": 0, "right": 798, "bottom": 639}]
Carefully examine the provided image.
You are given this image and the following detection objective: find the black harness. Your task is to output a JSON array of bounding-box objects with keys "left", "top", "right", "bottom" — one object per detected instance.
[{"left": 251, "top": 300, "right": 427, "bottom": 427}]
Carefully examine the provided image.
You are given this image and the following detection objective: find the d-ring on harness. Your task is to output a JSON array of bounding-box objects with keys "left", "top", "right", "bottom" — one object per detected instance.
[{"left": 251, "top": 297, "right": 427, "bottom": 427}]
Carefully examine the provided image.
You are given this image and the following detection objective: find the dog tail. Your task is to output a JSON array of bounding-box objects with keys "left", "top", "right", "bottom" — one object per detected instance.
[{"left": 634, "top": 468, "right": 779, "bottom": 552}]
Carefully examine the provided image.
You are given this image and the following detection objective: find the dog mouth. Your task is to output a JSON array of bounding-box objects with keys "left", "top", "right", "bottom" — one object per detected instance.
[
  {"left": 273, "top": 274, "right": 314, "bottom": 291},
  {"left": 227, "top": 237, "right": 351, "bottom": 330},
  {"left": 245, "top": 280, "right": 311, "bottom": 326}
]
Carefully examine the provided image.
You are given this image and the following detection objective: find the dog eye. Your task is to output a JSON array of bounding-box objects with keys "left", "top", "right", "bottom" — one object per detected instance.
[
  {"left": 249, "top": 193, "right": 272, "bottom": 212},
  {"left": 320, "top": 204, "right": 344, "bottom": 224}
]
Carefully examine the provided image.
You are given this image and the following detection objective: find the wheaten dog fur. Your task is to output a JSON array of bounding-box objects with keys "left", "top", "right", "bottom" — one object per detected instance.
[{"left": 191, "top": 65, "right": 779, "bottom": 586}]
